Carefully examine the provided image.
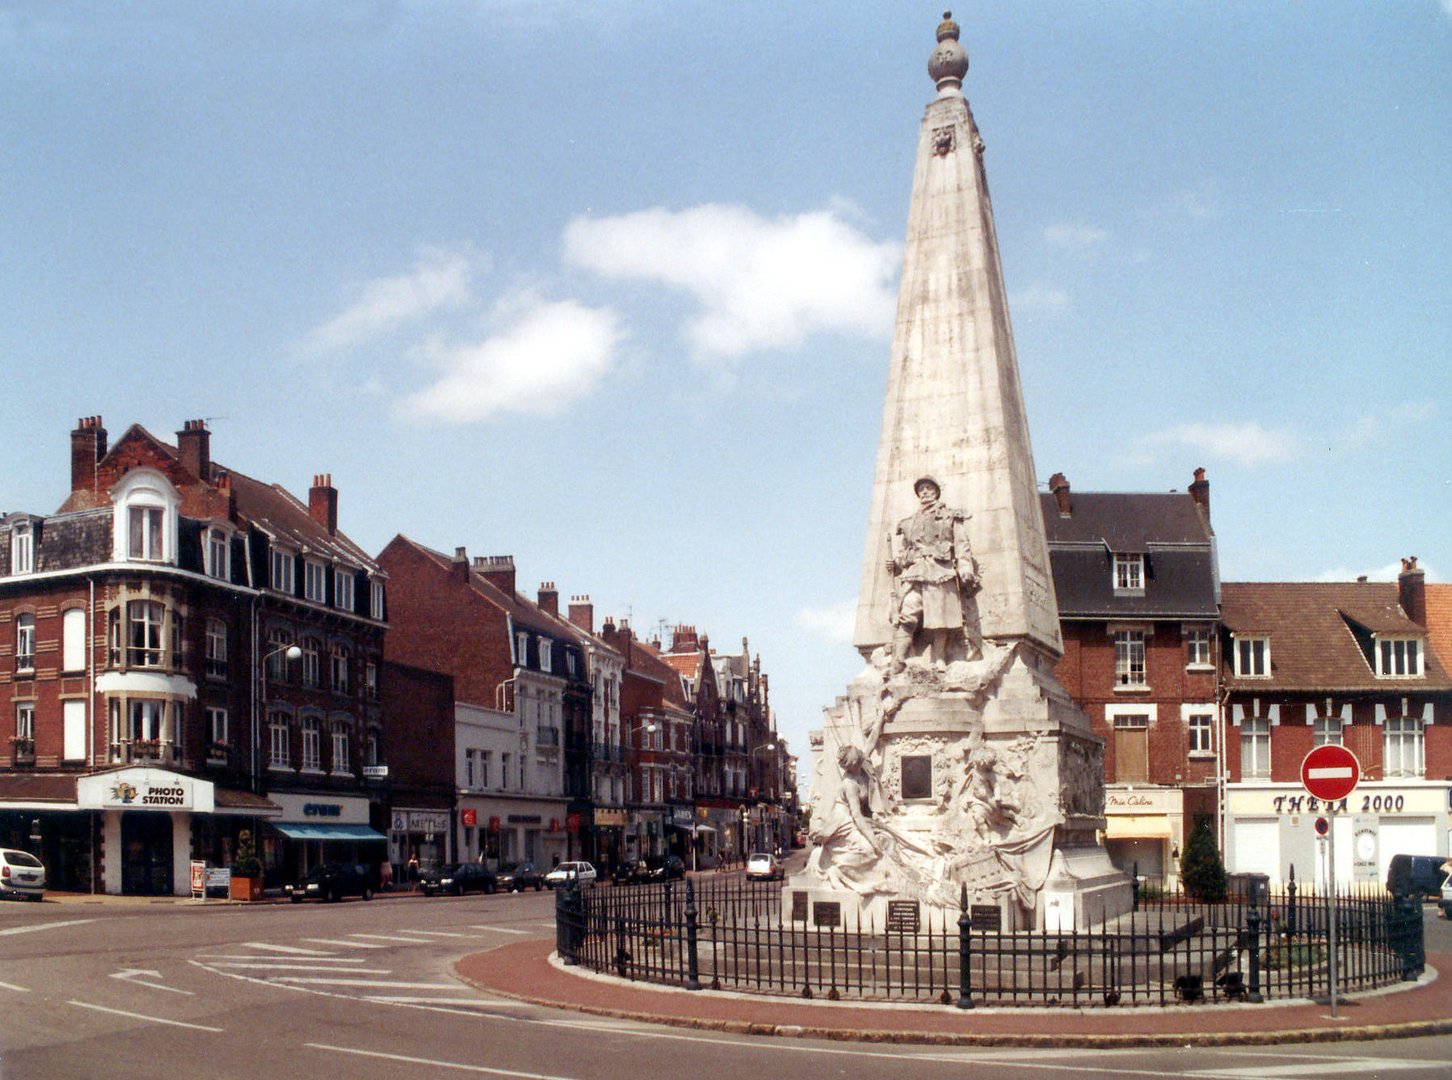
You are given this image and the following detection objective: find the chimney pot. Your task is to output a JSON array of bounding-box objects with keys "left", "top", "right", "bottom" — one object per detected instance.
[
  {"left": 1048, "top": 472, "right": 1071, "bottom": 517},
  {"left": 1399, "top": 555, "right": 1426, "bottom": 625},
  {"left": 70, "top": 415, "right": 108, "bottom": 495},
  {"left": 308, "top": 473, "right": 339, "bottom": 534},
  {"left": 176, "top": 419, "right": 211, "bottom": 482},
  {"left": 568, "top": 596, "right": 595, "bottom": 634},
  {"left": 1189, "top": 467, "right": 1211, "bottom": 522}
]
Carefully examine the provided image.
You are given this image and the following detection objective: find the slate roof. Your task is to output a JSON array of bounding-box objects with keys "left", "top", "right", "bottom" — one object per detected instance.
[
  {"left": 1219, "top": 581, "right": 1452, "bottom": 693},
  {"left": 226, "top": 468, "right": 379, "bottom": 574},
  {"left": 1040, "top": 491, "right": 1217, "bottom": 620}
]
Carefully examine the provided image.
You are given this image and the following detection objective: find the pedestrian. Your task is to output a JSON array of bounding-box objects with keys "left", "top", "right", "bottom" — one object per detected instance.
[{"left": 407, "top": 853, "right": 419, "bottom": 891}]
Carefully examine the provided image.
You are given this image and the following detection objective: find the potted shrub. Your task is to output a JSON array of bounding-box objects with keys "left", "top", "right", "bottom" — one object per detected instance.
[{"left": 229, "top": 828, "right": 264, "bottom": 901}]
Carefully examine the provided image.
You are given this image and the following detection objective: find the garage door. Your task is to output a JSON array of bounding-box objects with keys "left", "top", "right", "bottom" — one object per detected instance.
[
  {"left": 1378, "top": 819, "right": 1436, "bottom": 883},
  {"left": 1232, "top": 820, "right": 1279, "bottom": 879}
]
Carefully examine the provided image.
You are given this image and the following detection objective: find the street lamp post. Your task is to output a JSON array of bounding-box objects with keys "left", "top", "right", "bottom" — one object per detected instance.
[{"left": 253, "top": 641, "right": 302, "bottom": 791}]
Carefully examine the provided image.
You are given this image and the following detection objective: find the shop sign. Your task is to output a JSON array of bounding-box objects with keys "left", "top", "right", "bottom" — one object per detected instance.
[
  {"left": 1104, "top": 788, "right": 1180, "bottom": 814},
  {"left": 460, "top": 809, "right": 478, "bottom": 827},
  {"left": 671, "top": 807, "right": 693, "bottom": 825},
  {"left": 303, "top": 803, "right": 342, "bottom": 817},
  {"left": 272, "top": 792, "right": 368, "bottom": 825},
  {"left": 1229, "top": 785, "right": 1446, "bottom": 819},
  {"left": 78, "top": 768, "right": 212, "bottom": 812},
  {"left": 405, "top": 810, "right": 449, "bottom": 833},
  {"left": 595, "top": 809, "right": 627, "bottom": 827}
]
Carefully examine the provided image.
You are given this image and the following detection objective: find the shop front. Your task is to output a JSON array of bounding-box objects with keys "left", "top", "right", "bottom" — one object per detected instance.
[
  {"left": 1226, "top": 781, "right": 1452, "bottom": 888},
  {"left": 77, "top": 767, "right": 213, "bottom": 896},
  {"left": 591, "top": 807, "right": 628, "bottom": 876},
  {"left": 1102, "top": 786, "right": 1185, "bottom": 888},
  {"left": 389, "top": 806, "right": 453, "bottom": 879},
  {"left": 268, "top": 792, "right": 387, "bottom": 888},
  {"left": 0, "top": 774, "right": 94, "bottom": 892},
  {"left": 452, "top": 796, "right": 568, "bottom": 870}
]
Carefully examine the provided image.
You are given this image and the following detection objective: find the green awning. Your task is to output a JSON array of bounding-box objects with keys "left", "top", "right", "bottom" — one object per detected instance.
[{"left": 272, "top": 823, "right": 387, "bottom": 842}]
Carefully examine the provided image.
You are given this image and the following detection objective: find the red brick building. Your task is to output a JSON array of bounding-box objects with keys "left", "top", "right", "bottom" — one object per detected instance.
[
  {"left": 1221, "top": 559, "right": 1452, "bottom": 886},
  {"left": 0, "top": 417, "right": 388, "bottom": 894},
  {"left": 1042, "top": 470, "right": 1220, "bottom": 885}
]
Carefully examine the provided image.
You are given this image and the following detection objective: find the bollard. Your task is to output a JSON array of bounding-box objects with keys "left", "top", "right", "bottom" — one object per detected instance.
[
  {"left": 1245, "top": 905, "right": 1264, "bottom": 1003},
  {"left": 557, "top": 878, "right": 580, "bottom": 966},
  {"left": 956, "top": 883, "right": 975, "bottom": 1009},
  {"left": 684, "top": 877, "right": 702, "bottom": 991}
]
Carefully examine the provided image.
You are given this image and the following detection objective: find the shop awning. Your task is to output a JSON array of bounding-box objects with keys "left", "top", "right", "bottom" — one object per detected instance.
[
  {"left": 272, "top": 823, "right": 387, "bottom": 842},
  {"left": 1104, "top": 815, "right": 1171, "bottom": 839}
]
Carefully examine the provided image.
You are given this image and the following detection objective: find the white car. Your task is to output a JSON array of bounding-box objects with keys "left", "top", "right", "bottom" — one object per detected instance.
[
  {"left": 746, "top": 852, "right": 783, "bottom": 881},
  {"left": 544, "top": 861, "right": 597, "bottom": 888},
  {"left": 0, "top": 848, "right": 45, "bottom": 901}
]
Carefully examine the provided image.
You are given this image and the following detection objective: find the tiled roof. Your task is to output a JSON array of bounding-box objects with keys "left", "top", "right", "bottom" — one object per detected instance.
[
  {"left": 626, "top": 635, "right": 692, "bottom": 709},
  {"left": 1220, "top": 581, "right": 1452, "bottom": 693},
  {"left": 660, "top": 651, "right": 700, "bottom": 680},
  {"left": 1426, "top": 584, "right": 1452, "bottom": 674}
]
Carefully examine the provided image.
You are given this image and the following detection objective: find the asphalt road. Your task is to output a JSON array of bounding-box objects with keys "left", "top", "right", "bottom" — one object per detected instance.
[{"left": 1, "top": 889, "right": 1449, "bottom": 1080}]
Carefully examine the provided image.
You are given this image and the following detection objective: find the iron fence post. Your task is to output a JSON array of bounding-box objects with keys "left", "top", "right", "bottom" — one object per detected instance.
[
  {"left": 1396, "top": 891, "right": 1424, "bottom": 981},
  {"left": 1131, "top": 861, "right": 1140, "bottom": 912},
  {"left": 684, "top": 877, "right": 702, "bottom": 990},
  {"left": 956, "top": 883, "right": 975, "bottom": 1009},
  {"left": 1285, "top": 864, "right": 1297, "bottom": 937},
  {"left": 1245, "top": 904, "right": 1263, "bottom": 1003},
  {"left": 557, "top": 878, "right": 580, "bottom": 966}
]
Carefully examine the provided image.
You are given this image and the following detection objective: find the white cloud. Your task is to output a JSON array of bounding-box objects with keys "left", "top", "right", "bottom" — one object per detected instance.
[
  {"left": 562, "top": 204, "right": 899, "bottom": 360},
  {"left": 1139, "top": 421, "right": 1301, "bottom": 466},
  {"left": 400, "top": 296, "right": 622, "bottom": 423},
  {"left": 1044, "top": 223, "right": 1110, "bottom": 248},
  {"left": 297, "top": 247, "right": 479, "bottom": 358},
  {"left": 1010, "top": 283, "right": 1070, "bottom": 314},
  {"left": 1444, "top": 0, "right": 1452, "bottom": 20},
  {"left": 793, "top": 600, "right": 857, "bottom": 645}
]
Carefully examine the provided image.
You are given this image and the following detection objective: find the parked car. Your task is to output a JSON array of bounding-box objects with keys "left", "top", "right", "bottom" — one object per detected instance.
[
  {"left": 647, "top": 855, "right": 686, "bottom": 882},
  {"left": 1441, "top": 864, "right": 1452, "bottom": 920},
  {"left": 1386, "top": 854, "right": 1448, "bottom": 899},
  {"left": 286, "top": 862, "right": 377, "bottom": 903},
  {"left": 420, "top": 862, "right": 497, "bottom": 897},
  {"left": 611, "top": 859, "right": 651, "bottom": 886},
  {"left": 544, "top": 861, "right": 597, "bottom": 888},
  {"left": 745, "top": 852, "right": 783, "bottom": 882},
  {"left": 0, "top": 848, "right": 45, "bottom": 901},
  {"left": 495, "top": 861, "right": 545, "bottom": 892}
]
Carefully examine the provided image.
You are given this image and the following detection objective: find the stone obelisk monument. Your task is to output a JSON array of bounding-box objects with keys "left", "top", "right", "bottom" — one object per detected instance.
[{"left": 793, "top": 14, "right": 1130, "bottom": 932}]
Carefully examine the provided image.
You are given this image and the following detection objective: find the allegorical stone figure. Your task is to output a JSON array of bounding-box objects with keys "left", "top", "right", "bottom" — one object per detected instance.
[{"left": 885, "top": 476, "right": 982, "bottom": 673}]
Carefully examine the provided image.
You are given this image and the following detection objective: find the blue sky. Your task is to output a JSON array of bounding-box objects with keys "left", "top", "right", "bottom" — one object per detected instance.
[{"left": 4, "top": 2, "right": 1449, "bottom": 783}]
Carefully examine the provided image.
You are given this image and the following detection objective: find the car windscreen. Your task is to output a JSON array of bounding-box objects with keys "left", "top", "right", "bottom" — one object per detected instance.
[{"left": 5, "top": 851, "right": 42, "bottom": 868}]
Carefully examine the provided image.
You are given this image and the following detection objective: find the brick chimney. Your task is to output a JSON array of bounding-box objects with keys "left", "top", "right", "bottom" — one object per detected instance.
[
  {"left": 1399, "top": 556, "right": 1426, "bottom": 626},
  {"left": 1048, "top": 472, "right": 1071, "bottom": 517},
  {"left": 308, "top": 473, "right": 338, "bottom": 534},
  {"left": 176, "top": 419, "right": 211, "bottom": 482},
  {"left": 537, "top": 581, "right": 559, "bottom": 617},
  {"left": 1189, "top": 467, "right": 1210, "bottom": 521},
  {"left": 70, "top": 416, "right": 107, "bottom": 494},
  {"left": 451, "top": 546, "right": 469, "bottom": 584},
  {"left": 568, "top": 595, "right": 594, "bottom": 634},
  {"left": 671, "top": 625, "right": 699, "bottom": 652},
  {"left": 474, "top": 555, "right": 516, "bottom": 597}
]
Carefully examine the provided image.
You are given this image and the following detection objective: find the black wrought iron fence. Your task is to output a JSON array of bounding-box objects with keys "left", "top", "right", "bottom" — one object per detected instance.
[{"left": 555, "top": 875, "right": 1424, "bottom": 1007}]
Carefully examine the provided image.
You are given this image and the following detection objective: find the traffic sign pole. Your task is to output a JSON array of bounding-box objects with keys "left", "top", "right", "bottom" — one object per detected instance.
[
  {"left": 1326, "top": 802, "right": 1338, "bottom": 1018},
  {"left": 1301, "top": 744, "right": 1359, "bottom": 1020}
]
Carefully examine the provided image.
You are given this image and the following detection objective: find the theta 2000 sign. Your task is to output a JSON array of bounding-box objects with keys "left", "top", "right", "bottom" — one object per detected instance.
[{"left": 1300, "top": 744, "right": 1361, "bottom": 802}]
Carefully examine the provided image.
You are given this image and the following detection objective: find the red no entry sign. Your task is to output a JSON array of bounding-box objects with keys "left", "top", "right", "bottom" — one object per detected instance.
[{"left": 1301, "top": 744, "right": 1361, "bottom": 802}]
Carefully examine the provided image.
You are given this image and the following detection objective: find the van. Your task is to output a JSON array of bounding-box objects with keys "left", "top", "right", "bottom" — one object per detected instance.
[{"left": 1385, "top": 853, "right": 1448, "bottom": 898}]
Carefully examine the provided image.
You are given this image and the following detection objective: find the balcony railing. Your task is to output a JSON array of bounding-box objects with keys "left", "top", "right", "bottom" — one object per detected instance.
[{"left": 10, "top": 737, "right": 35, "bottom": 765}]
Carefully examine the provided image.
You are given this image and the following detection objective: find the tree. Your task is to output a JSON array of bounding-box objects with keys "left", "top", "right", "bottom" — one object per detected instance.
[{"left": 1180, "top": 816, "right": 1227, "bottom": 902}]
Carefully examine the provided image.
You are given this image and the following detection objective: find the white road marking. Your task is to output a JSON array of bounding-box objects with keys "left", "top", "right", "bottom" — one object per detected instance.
[
  {"left": 1188, "top": 1061, "right": 1450, "bottom": 1078},
  {"left": 196, "top": 955, "right": 366, "bottom": 964},
  {"left": 109, "top": 969, "right": 193, "bottom": 995},
  {"left": 301, "top": 937, "right": 389, "bottom": 948},
  {"left": 398, "top": 929, "right": 469, "bottom": 937},
  {"left": 242, "top": 941, "right": 333, "bottom": 955},
  {"left": 306, "top": 1043, "right": 570, "bottom": 1078},
  {"left": 68, "top": 1000, "right": 224, "bottom": 1032},
  {"left": 470, "top": 925, "right": 530, "bottom": 934},
  {"left": 271, "top": 977, "right": 459, "bottom": 989},
  {"left": 348, "top": 932, "right": 437, "bottom": 943},
  {"left": 204, "top": 963, "right": 394, "bottom": 973},
  {"left": 363, "top": 996, "right": 534, "bottom": 1007},
  {"left": 0, "top": 979, "right": 29, "bottom": 992},
  {"left": 0, "top": 918, "right": 97, "bottom": 936}
]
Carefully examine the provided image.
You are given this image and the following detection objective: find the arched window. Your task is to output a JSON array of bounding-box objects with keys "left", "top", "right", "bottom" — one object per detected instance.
[
  {"left": 330, "top": 645, "right": 350, "bottom": 694},
  {"left": 205, "top": 618, "right": 228, "bottom": 679},
  {"left": 112, "top": 469, "right": 179, "bottom": 565},
  {"left": 205, "top": 527, "right": 230, "bottom": 580},
  {"left": 301, "top": 637, "right": 321, "bottom": 687},
  {"left": 62, "top": 609, "right": 86, "bottom": 673},
  {"left": 330, "top": 719, "right": 350, "bottom": 774},
  {"left": 300, "top": 715, "right": 321, "bottom": 771},
  {"left": 268, "top": 710, "right": 291, "bottom": 769}
]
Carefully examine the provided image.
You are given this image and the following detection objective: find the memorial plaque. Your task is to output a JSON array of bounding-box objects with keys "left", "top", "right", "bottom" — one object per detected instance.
[
  {"left": 812, "top": 901, "right": 841, "bottom": 928},
  {"left": 970, "top": 904, "right": 1001, "bottom": 931},
  {"left": 791, "top": 890, "right": 808, "bottom": 922},
  {"left": 900, "top": 754, "right": 933, "bottom": 800},
  {"left": 886, "top": 899, "right": 921, "bottom": 933}
]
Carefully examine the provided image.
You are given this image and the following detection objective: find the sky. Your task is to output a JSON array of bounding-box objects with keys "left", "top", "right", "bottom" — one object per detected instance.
[{"left": 3, "top": 2, "right": 1449, "bottom": 790}]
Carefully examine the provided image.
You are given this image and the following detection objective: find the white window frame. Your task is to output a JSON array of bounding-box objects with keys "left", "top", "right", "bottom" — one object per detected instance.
[
  {"left": 330, "top": 645, "right": 349, "bottom": 694},
  {"left": 1384, "top": 714, "right": 1425, "bottom": 778},
  {"left": 300, "top": 715, "right": 322, "bottom": 772},
  {"left": 301, "top": 637, "right": 321, "bottom": 688},
  {"left": 207, "top": 707, "right": 228, "bottom": 747},
  {"left": 1186, "top": 710, "right": 1214, "bottom": 755},
  {"left": 370, "top": 579, "right": 386, "bottom": 621},
  {"left": 204, "top": 618, "right": 227, "bottom": 679},
  {"left": 128, "top": 601, "right": 165, "bottom": 668},
  {"left": 1113, "top": 629, "right": 1147, "bottom": 688},
  {"left": 479, "top": 750, "right": 491, "bottom": 788},
  {"left": 62, "top": 608, "right": 86, "bottom": 673},
  {"left": 16, "top": 701, "right": 34, "bottom": 741},
  {"left": 265, "top": 628, "right": 292, "bottom": 681},
  {"left": 304, "top": 560, "right": 327, "bottom": 604},
  {"left": 364, "top": 658, "right": 378, "bottom": 700},
  {"left": 539, "top": 639, "right": 553, "bottom": 672},
  {"left": 16, "top": 613, "right": 35, "bottom": 671},
  {"left": 515, "top": 632, "right": 529, "bottom": 667},
  {"left": 12, "top": 525, "right": 33, "bottom": 575},
  {"left": 465, "top": 748, "right": 476, "bottom": 788},
  {"left": 1233, "top": 635, "right": 1270, "bottom": 678},
  {"left": 334, "top": 569, "right": 354, "bottom": 612},
  {"left": 270, "top": 547, "right": 295, "bottom": 594},
  {"left": 1375, "top": 636, "right": 1423, "bottom": 678},
  {"left": 1113, "top": 553, "right": 1144, "bottom": 594},
  {"left": 1240, "top": 715, "right": 1271, "bottom": 779},
  {"left": 1185, "top": 627, "right": 1212, "bottom": 669},
  {"left": 112, "top": 470, "right": 178, "bottom": 565},
  {"left": 268, "top": 711, "right": 291, "bottom": 769},
  {"left": 205, "top": 527, "right": 230, "bottom": 580},
  {"left": 330, "top": 721, "right": 349, "bottom": 773}
]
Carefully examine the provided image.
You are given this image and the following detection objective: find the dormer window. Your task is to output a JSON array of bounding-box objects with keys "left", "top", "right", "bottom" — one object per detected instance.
[
  {"left": 1375, "top": 637, "right": 1422, "bottom": 678},
  {"left": 1233, "top": 635, "right": 1270, "bottom": 678},
  {"left": 304, "top": 559, "right": 327, "bottom": 603},
  {"left": 515, "top": 632, "right": 529, "bottom": 667},
  {"left": 270, "top": 546, "right": 295, "bottom": 594},
  {"left": 113, "top": 469, "right": 178, "bottom": 565},
  {"left": 370, "top": 579, "right": 386, "bottom": 621},
  {"left": 334, "top": 569, "right": 355, "bottom": 612},
  {"left": 11, "top": 524, "right": 33, "bottom": 575},
  {"left": 205, "top": 527, "right": 230, "bottom": 580},
  {"left": 539, "top": 639, "right": 553, "bottom": 672},
  {"left": 1113, "top": 553, "right": 1144, "bottom": 594}
]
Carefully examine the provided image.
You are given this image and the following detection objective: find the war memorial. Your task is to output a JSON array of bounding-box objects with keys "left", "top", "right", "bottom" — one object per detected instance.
[{"left": 555, "top": 14, "right": 1425, "bottom": 1008}]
